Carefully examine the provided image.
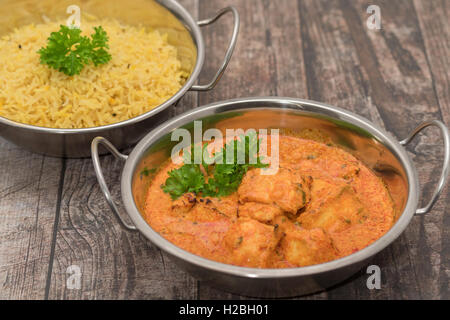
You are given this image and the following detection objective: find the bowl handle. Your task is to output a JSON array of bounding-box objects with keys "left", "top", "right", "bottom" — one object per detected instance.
[
  {"left": 399, "top": 120, "right": 450, "bottom": 215},
  {"left": 91, "top": 137, "right": 137, "bottom": 231},
  {"left": 190, "top": 6, "right": 240, "bottom": 91}
]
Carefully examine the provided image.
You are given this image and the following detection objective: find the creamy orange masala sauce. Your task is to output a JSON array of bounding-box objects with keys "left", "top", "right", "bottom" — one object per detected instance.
[{"left": 144, "top": 135, "right": 396, "bottom": 268}]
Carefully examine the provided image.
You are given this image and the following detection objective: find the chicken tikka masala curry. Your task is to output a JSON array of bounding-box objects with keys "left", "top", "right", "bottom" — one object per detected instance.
[{"left": 144, "top": 134, "right": 396, "bottom": 268}]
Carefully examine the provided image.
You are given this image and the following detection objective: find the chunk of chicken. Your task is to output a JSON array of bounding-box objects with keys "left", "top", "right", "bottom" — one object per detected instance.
[
  {"left": 199, "top": 194, "right": 239, "bottom": 219},
  {"left": 304, "top": 177, "right": 347, "bottom": 213},
  {"left": 238, "top": 168, "right": 311, "bottom": 214},
  {"left": 298, "top": 185, "right": 367, "bottom": 233},
  {"left": 224, "top": 218, "right": 281, "bottom": 268},
  {"left": 238, "top": 202, "right": 283, "bottom": 224},
  {"left": 279, "top": 224, "right": 338, "bottom": 267}
]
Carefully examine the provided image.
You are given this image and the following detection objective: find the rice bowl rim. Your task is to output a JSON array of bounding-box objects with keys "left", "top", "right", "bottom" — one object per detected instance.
[{"left": 0, "top": 0, "right": 205, "bottom": 134}]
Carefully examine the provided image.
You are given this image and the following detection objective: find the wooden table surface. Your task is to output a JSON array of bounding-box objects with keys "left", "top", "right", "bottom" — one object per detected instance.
[{"left": 0, "top": 0, "right": 449, "bottom": 300}]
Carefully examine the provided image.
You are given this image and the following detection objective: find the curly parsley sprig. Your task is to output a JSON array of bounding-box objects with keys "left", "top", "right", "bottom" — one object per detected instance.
[
  {"left": 37, "top": 25, "right": 112, "bottom": 76},
  {"left": 162, "top": 133, "right": 268, "bottom": 200}
]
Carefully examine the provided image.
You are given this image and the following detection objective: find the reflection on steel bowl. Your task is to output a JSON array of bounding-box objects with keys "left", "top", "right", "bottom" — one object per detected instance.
[
  {"left": 92, "top": 97, "right": 449, "bottom": 297},
  {"left": 0, "top": 0, "right": 239, "bottom": 157}
]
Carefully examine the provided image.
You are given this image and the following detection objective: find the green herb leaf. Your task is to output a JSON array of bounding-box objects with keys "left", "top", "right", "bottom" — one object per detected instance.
[
  {"left": 38, "top": 25, "right": 112, "bottom": 76},
  {"left": 162, "top": 164, "right": 206, "bottom": 200},
  {"left": 90, "top": 26, "right": 112, "bottom": 65},
  {"left": 161, "top": 134, "right": 268, "bottom": 199}
]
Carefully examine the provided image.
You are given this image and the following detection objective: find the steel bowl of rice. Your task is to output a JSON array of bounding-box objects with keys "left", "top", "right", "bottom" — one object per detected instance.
[{"left": 0, "top": 0, "right": 239, "bottom": 157}]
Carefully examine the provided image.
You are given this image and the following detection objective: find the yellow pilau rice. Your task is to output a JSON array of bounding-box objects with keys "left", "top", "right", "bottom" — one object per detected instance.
[{"left": 0, "top": 20, "right": 188, "bottom": 128}]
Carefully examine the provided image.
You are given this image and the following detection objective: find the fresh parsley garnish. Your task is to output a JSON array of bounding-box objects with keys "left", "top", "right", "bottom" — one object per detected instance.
[
  {"left": 37, "top": 25, "right": 112, "bottom": 76},
  {"left": 162, "top": 133, "right": 268, "bottom": 200},
  {"left": 162, "top": 163, "right": 206, "bottom": 199}
]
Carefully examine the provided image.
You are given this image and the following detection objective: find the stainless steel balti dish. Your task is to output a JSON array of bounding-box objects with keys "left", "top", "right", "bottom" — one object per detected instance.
[
  {"left": 0, "top": 0, "right": 239, "bottom": 157},
  {"left": 92, "top": 97, "right": 449, "bottom": 297}
]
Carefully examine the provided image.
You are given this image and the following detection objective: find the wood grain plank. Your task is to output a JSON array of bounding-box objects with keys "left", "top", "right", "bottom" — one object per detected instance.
[
  {"left": 413, "top": 0, "right": 450, "bottom": 299},
  {"left": 338, "top": 0, "right": 448, "bottom": 299},
  {"left": 198, "top": 0, "right": 278, "bottom": 103},
  {"left": 413, "top": 0, "right": 450, "bottom": 125},
  {"left": 45, "top": 0, "right": 200, "bottom": 300},
  {"left": 0, "top": 138, "right": 63, "bottom": 299},
  {"left": 262, "top": 0, "right": 308, "bottom": 97},
  {"left": 298, "top": 0, "right": 385, "bottom": 127}
]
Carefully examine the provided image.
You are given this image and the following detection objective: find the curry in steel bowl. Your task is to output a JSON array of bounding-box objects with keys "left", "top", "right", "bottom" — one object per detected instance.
[
  {"left": 93, "top": 98, "right": 448, "bottom": 296},
  {"left": 143, "top": 130, "right": 396, "bottom": 268}
]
